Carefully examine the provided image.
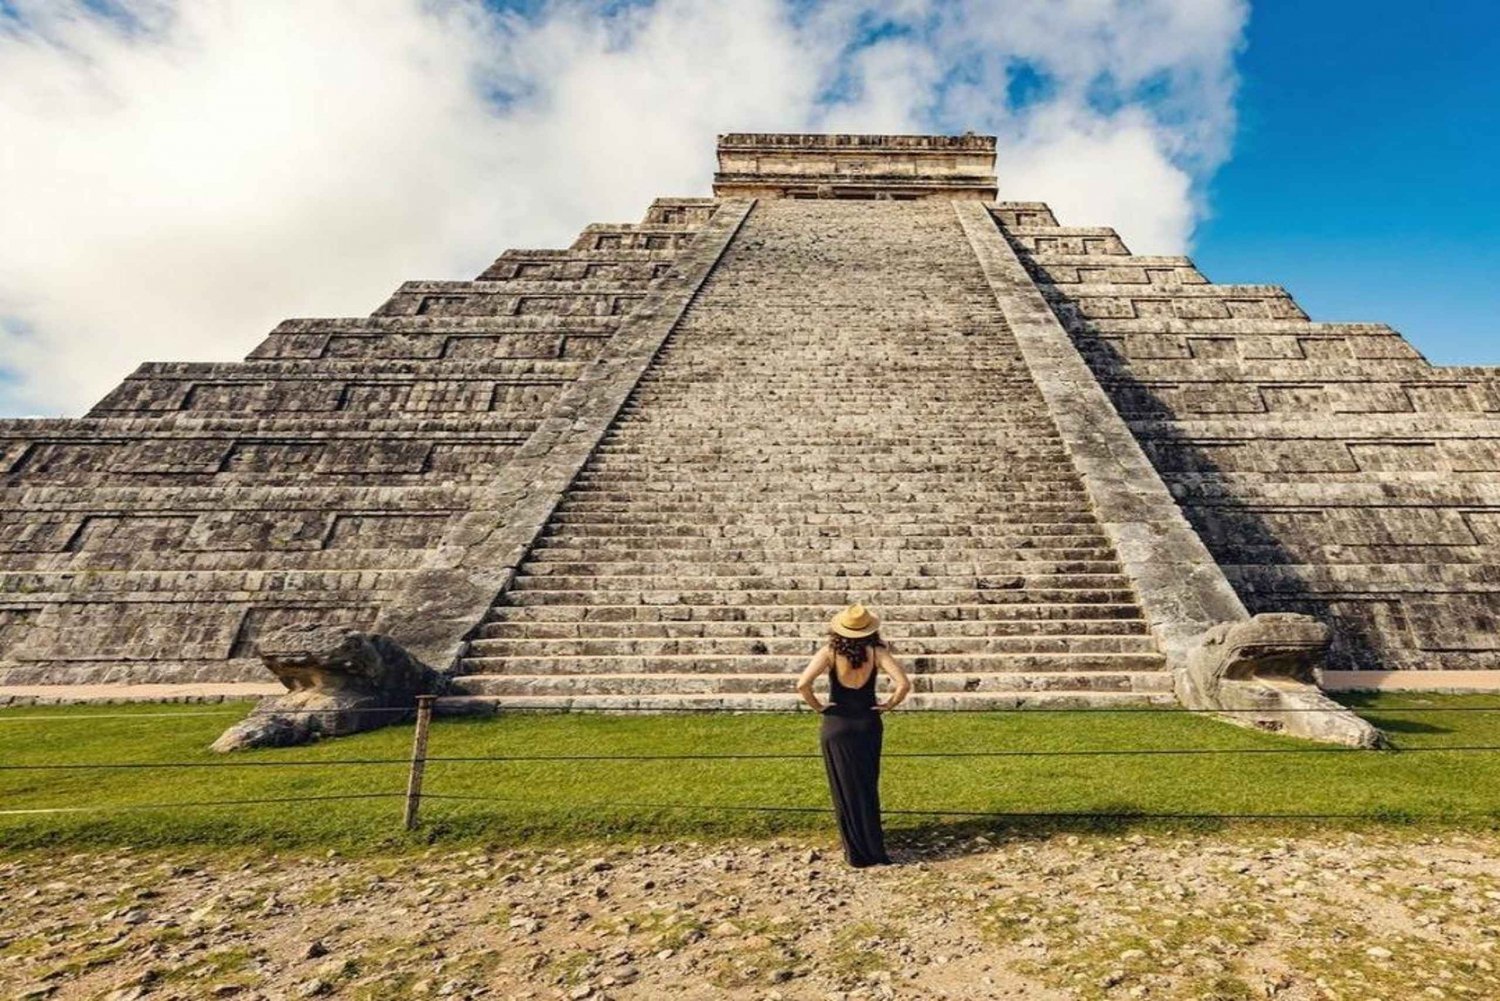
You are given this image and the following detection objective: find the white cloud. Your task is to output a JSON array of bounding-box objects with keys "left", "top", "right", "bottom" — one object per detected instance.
[
  {"left": 0, "top": 0, "right": 1247, "bottom": 415},
  {"left": 882, "top": 0, "right": 1248, "bottom": 243},
  {"left": 0, "top": 0, "right": 521, "bottom": 414},
  {"left": 1003, "top": 106, "right": 1198, "bottom": 255}
]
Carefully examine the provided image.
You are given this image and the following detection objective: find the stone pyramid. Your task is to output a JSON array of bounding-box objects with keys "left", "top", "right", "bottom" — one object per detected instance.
[{"left": 2, "top": 133, "right": 1496, "bottom": 714}]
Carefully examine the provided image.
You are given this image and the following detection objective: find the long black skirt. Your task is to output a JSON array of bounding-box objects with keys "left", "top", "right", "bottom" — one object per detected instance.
[{"left": 819, "top": 707, "right": 891, "bottom": 867}]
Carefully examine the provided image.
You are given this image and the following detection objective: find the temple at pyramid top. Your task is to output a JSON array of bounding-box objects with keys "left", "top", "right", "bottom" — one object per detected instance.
[{"left": 712, "top": 132, "right": 998, "bottom": 200}]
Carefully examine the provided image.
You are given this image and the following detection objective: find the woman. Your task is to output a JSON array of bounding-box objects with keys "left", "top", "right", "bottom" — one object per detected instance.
[{"left": 795, "top": 603, "right": 912, "bottom": 868}]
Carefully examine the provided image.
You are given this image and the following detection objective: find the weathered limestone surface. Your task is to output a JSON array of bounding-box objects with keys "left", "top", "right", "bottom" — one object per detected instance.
[
  {"left": 956, "top": 200, "right": 1247, "bottom": 668},
  {"left": 209, "top": 625, "right": 448, "bottom": 751},
  {"left": 1175, "top": 613, "right": 1386, "bottom": 747},
  {"left": 0, "top": 199, "right": 723, "bottom": 687},
  {"left": 713, "top": 132, "right": 998, "bottom": 201},
  {"left": 2, "top": 132, "right": 1493, "bottom": 717},
  {"left": 372, "top": 199, "right": 754, "bottom": 670},
  {"left": 995, "top": 203, "right": 1500, "bottom": 673},
  {"left": 957, "top": 200, "right": 1373, "bottom": 740},
  {"left": 448, "top": 197, "right": 1173, "bottom": 712}
]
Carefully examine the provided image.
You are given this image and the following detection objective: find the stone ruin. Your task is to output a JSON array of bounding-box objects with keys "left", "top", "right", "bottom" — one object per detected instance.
[{"left": 2, "top": 132, "right": 1495, "bottom": 745}]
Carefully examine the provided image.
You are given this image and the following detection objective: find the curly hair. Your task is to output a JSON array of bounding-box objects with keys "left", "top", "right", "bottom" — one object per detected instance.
[{"left": 827, "top": 630, "right": 886, "bottom": 667}]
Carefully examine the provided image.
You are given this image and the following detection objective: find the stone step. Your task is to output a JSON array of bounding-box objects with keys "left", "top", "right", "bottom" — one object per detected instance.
[
  {"left": 597, "top": 423, "right": 1067, "bottom": 435},
  {"left": 595, "top": 428, "right": 1063, "bottom": 442},
  {"left": 626, "top": 369, "right": 1039, "bottom": 378},
  {"left": 507, "top": 573, "right": 1135, "bottom": 593},
  {"left": 590, "top": 443, "right": 1071, "bottom": 456},
  {"left": 558, "top": 489, "right": 1090, "bottom": 504},
  {"left": 591, "top": 442, "right": 1071, "bottom": 454},
  {"left": 582, "top": 444, "right": 1074, "bottom": 456},
  {"left": 465, "top": 633, "right": 1157, "bottom": 658},
  {"left": 621, "top": 388, "right": 1045, "bottom": 398},
  {"left": 677, "top": 300, "right": 1004, "bottom": 309},
  {"left": 614, "top": 403, "right": 1059, "bottom": 415},
  {"left": 672, "top": 314, "right": 1009, "bottom": 323},
  {"left": 584, "top": 465, "right": 1077, "bottom": 478},
  {"left": 612, "top": 393, "right": 1056, "bottom": 402},
  {"left": 456, "top": 651, "right": 1167, "bottom": 675},
  {"left": 617, "top": 393, "right": 1050, "bottom": 403},
  {"left": 435, "top": 690, "right": 1177, "bottom": 713},
  {"left": 573, "top": 465, "right": 1080, "bottom": 477},
  {"left": 623, "top": 378, "right": 1047, "bottom": 388},
  {"left": 531, "top": 540, "right": 1128, "bottom": 555},
  {"left": 565, "top": 473, "right": 1085, "bottom": 487},
  {"left": 474, "top": 617, "right": 1151, "bottom": 639},
  {"left": 639, "top": 343, "right": 1035, "bottom": 352},
  {"left": 495, "top": 587, "right": 1138, "bottom": 606},
  {"left": 536, "top": 524, "right": 1113, "bottom": 540},
  {"left": 580, "top": 452, "right": 1076, "bottom": 463},
  {"left": 554, "top": 494, "right": 1093, "bottom": 507},
  {"left": 452, "top": 671, "right": 1175, "bottom": 696},
  {"left": 554, "top": 494, "right": 1089, "bottom": 508},
  {"left": 526, "top": 544, "right": 1122, "bottom": 561},
  {"left": 633, "top": 349, "right": 1026, "bottom": 359},
  {"left": 541, "top": 526, "right": 1110, "bottom": 540},
  {"left": 578, "top": 468, "right": 1079, "bottom": 481},
  {"left": 602, "top": 414, "right": 1064, "bottom": 425},
  {"left": 517, "top": 560, "right": 1126, "bottom": 577},
  {"left": 546, "top": 510, "right": 1106, "bottom": 525},
  {"left": 553, "top": 496, "right": 1092, "bottom": 510},
  {"left": 624, "top": 372, "right": 1046, "bottom": 382},
  {"left": 632, "top": 338, "right": 1024, "bottom": 347},
  {"left": 626, "top": 366, "right": 1035, "bottom": 376},
  {"left": 482, "top": 602, "right": 1149, "bottom": 624},
  {"left": 590, "top": 445, "right": 1073, "bottom": 456},
  {"left": 501, "top": 590, "right": 1141, "bottom": 608}
]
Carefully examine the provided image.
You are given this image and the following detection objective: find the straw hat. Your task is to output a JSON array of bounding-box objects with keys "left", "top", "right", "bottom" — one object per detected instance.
[{"left": 830, "top": 603, "right": 881, "bottom": 639}]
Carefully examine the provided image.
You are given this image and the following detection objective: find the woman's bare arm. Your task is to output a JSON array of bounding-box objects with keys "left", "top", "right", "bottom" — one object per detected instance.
[
  {"left": 875, "top": 646, "right": 912, "bottom": 711},
  {"left": 795, "top": 646, "right": 832, "bottom": 712}
]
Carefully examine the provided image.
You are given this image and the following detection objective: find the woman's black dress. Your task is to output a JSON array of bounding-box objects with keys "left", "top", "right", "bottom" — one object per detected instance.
[{"left": 819, "top": 653, "right": 892, "bottom": 867}]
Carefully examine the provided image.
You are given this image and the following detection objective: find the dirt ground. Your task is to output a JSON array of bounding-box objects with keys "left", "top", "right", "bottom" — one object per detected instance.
[{"left": 4, "top": 827, "right": 1499, "bottom": 1001}]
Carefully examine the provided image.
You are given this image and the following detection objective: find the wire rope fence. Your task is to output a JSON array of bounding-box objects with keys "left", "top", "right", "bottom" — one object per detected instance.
[{"left": 3, "top": 697, "right": 1500, "bottom": 830}]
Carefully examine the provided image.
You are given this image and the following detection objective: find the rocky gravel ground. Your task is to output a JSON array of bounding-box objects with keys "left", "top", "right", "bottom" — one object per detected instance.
[{"left": 4, "top": 828, "right": 1500, "bottom": 1000}]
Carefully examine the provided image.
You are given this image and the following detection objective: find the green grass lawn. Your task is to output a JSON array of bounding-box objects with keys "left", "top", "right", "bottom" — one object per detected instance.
[{"left": 2, "top": 694, "right": 1500, "bottom": 852}]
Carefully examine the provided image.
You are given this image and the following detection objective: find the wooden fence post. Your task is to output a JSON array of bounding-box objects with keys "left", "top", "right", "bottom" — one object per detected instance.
[{"left": 403, "top": 695, "right": 435, "bottom": 831}]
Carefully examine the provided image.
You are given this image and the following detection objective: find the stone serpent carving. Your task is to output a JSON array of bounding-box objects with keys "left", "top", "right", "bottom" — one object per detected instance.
[
  {"left": 1174, "top": 613, "right": 1386, "bottom": 749},
  {"left": 211, "top": 624, "right": 449, "bottom": 752}
]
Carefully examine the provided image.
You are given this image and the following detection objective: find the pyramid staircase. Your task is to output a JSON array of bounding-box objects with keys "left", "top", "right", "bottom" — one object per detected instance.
[{"left": 446, "top": 199, "right": 1172, "bottom": 710}]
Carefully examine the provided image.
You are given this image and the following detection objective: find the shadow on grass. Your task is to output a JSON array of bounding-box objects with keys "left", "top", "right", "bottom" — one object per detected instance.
[
  {"left": 1363, "top": 717, "right": 1451, "bottom": 736},
  {"left": 1336, "top": 692, "right": 1484, "bottom": 736}
]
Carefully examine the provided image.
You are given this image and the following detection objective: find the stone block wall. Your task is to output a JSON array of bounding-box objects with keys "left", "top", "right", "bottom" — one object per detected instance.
[
  {"left": 0, "top": 198, "right": 722, "bottom": 685},
  {"left": 713, "top": 133, "right": 998, "bottom": 200},
  {"left": 993, "top": 203, "right": 1500, "bottom": 671}
]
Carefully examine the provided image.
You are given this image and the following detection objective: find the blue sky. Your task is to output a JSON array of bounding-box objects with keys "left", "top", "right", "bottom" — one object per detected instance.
[
  {"left": 1194, "top": 0, "right": 1499, "bottom": 363},
  {"left": 0, "top": 0, "right": 1495, "bottom": 414}
]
